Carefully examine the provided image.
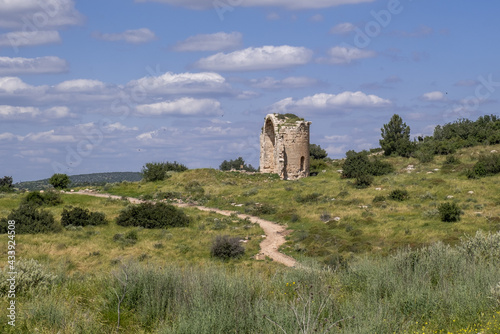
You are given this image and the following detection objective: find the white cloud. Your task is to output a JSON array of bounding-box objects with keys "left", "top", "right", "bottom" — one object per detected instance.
[
  {"left": 0, "top": 105, "right": 41, "bottom": 119},
  {"left": 250, "top": 76, "right": 321, "bottom": 89},
  {"left": 329, "top": 22, "right": 356, "bottom": 35},
  {"left": 44, "top": 106, "right": 73, "bottom": 118},
  {"left": 173, "top": 32, "right": 242, "bottom": 51},
  {"left": 0, "top": 0, "right": 84, "bottom": 29},
  {"left": 323, "top": 46, "right": 377, "bottom": 64},
  {"left": 92, "top": 28, "right": 157, "bottom": 44},
  {"left": 135, "top": 0, "right": 374, "bottom": 10},
  {"left": 0, "top": 30, "right": 61, "bottom": 48},
  {"left": 127, "top": 71, "right": 231, "bottom": 95},
  {"left": 194, "top": 45, "right": 313, "bottom": 71},
  {"left": 103, "top": 122, "right": 139, "bottom": 132},
  {"left": 0, "top": 132, "right": 21, "bottom": 141},
  {"left": 324, "top": 135, "right": 351, "bottom": 142},
  {"left": 270, "top": 91, "right": 391, "bottom": 112},
  {"left": 0, "top": 56, "right": 68, "bottom": 75},
  {"left": 0, "top": 76, "right": 44, "bottom": 93},
  {"left": 421, "top": 91, "right": 446, "bottom": 101},
  {"left": 55, "top": 79, "right": 106, "bottom": 92},
  {"left": 23, "top": 130, "right": 76, "bottom": 143},
  {"left": 136, "top": 97, "right": 222, "bottom": 116}
]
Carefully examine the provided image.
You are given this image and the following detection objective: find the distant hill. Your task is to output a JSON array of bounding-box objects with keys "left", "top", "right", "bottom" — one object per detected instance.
[{"left": 15, "top": 172, "right": 142, "bottom": 191}]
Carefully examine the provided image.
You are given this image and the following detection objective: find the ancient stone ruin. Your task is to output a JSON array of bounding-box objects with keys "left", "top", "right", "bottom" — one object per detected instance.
[{"left": 260, "top": 113, "right": 311, "bottom": 180}]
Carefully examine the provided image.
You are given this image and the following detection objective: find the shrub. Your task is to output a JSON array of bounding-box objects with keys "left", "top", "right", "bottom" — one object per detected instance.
[
  {"left": 444, "top": 155, "right": 460, "bottom": 165},
  {"left": 184, "top": 181, "right": 205, "bottom": 198},
  {"left": 210, "top": 235, "right": 245, "bottom": 260},
  {"left": 0, "top": 176, "right": 13, "bottom": 192},
  {"left": 0, "top": 259, "right": 57, "bottom": 296},
  {"left": 370, "top": 158, "right": 394, "bottom": 176},
  {"left": 310, "top": 158, "right": 328, "bottom": 174},
  {"left": 116, "top": 202, "right": 190, "bottom": 229},
  {"left": 23, "top": 191, "right": 62, "bottom": 207},
  {"left": 355, "top": 174, "right": 373, "bottom": 188},
  {"left": 380, "top": 114, "right": 414, "bottom": 157},
  {"left": 141, "top": 162, "right": 172, "bottom": 182},
  {"left": 0, "top": 204, "right": 60, "bottom": 234},
  {"left": 342, "top": 151, "right": 393, "bottom": 179},
  {"left": 438, "top": 202, "right": 462, "bottom": 222},
  {"left": 414, "top": 149, "right": 434, "bottom": 163},
  {"left": 60, "top": 207, "right": 107, "bottom": 227},
  {"left": 472, "top": 154, "right": 500, "bottom": 177},
  {"left": 49, "top": 173, "right": 70, "bottom": 189},
  {"left": 457, "top": 230, "right": 500, "bottom": 263},
  {"left": 219, "top": 157, "right": 257, "bottom": 172},
  {"left": 295, "top": 192, "right": 322, "bottom": 203},
  {"left": 389, "top": 189, "right": 410, "bottom": 201},
  {"left": 310, "top": 144, "right": 328, "bottom": 160},
  {"left": 373, "top": 195, "right": 386, "bottom": 203}
]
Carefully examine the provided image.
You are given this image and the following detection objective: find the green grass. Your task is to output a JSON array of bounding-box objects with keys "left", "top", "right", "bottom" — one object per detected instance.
[
  {"left": 96, "top": 144, "right": 500, "bottom": 263},
  {"left": 1, "top": 143, "right": 500, "bottom": 333}
]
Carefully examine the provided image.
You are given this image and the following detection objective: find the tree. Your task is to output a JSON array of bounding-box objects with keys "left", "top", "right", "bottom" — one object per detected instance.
[
  {"left": 0, "top": 176, "right": 13, "bottom": 192},
  {"left": 49, "top": 173, "right": 70, "bottom": 189},
  {"left": 219, "top": 157, "right": 257, "bottom": 172},
  {"left": 141, "top": 162, "right": 169, "bottom": 182},
  {"left": 309, "top": 144, "right": 328, "bottom": 160},
  {"left": 380, "top": 114, "right": 414, "bottom": 157}
]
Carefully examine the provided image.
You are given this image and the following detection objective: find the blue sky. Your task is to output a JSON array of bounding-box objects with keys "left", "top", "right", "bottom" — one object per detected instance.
[{"left": 1, "top": 0, "right": 499, "bottom": 182}]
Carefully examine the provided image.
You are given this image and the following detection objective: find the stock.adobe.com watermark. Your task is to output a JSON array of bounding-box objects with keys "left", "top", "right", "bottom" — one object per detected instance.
[{"left": 6, "top": 220, "right": 17, "bottom": 327}]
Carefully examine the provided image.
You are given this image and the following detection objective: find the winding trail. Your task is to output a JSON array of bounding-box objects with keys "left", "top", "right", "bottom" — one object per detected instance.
[{"left": 67, "top": 190, "right": 296, "bottom": 267}]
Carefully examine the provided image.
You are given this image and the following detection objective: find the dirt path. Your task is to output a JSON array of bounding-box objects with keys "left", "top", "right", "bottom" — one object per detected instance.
[{"left": 67, "top": 190, "right": 296, "bottom": 267}]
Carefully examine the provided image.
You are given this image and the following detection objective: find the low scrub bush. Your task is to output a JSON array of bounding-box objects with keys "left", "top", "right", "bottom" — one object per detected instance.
[
  {"left": 61, "top": 207, "right": 107, "bottom": 226},
  {"left": 0, "top": 204, "right": 60, "bottom": 234},
  {"left": 470, "top": 154, "right": 500, "bottom": 178},
  {"left": 458, "top": 230, "right": 500, "bottom": 263},
  {"left": 342, "top": 151, "right": 394, "bottom": 179},
  {"left": 355, "top": 174, "right": 373, "bottom": 188},
  {"left": 389, "top": 189, "right": 410, "bottom": 201},
  {"left": 295, "top": 192, "right": 322, "bottom": 203},
  {"left": 116, "top": 202, "right": 190, "bottom": 229},
  {"left": 22, "top": 191, "right": 62, "bottom": 207},
  {"left": 438, "top": 202, "right": 462, "bottom": 222},
  {"left": 211, "top": 235, "right": 245, "bottom": 260},
  {"left": 0, "top": 259, "right": 57, "bottom": 296}
]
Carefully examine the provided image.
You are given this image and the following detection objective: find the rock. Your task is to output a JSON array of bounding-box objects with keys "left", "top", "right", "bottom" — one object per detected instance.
[
  {"left": 375, "top": 188, "right": 382, "bottom": 191},
  {"left": 468, "top": 191, "right": 474, "bottom": 194},
  {"left": 39, "top": 190, "right": 44, "bottom": 193},
  {"left": 491, "top": 150, "right": 498, "bottom": 153},
  {"left": 426, "top": 171, "right": 433, "bottom": 174},
  {"left": 446, "top": 195, "right": 454, "bottom": 199},
  {"left": 359, "top": 205, "right": 368, "bottom": 209},
  {"left": 70, "top": 189, "right": 75, "bottom": 192},
  {"left": 333, "top": 217, "right": 341, "bottom": 221},
  {"left": 337, "top": 169, "right": 343, "bottom": 173},
  {"left": 434, "top": 169, "right": 440, "bottom": 171}
]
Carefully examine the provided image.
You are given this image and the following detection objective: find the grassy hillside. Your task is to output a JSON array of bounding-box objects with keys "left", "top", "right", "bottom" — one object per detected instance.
[
  {"left": 15, "top": 172, "right": 142, "bottom": 191},
  {"left": 1, "top": 144, "right": 499, "bottom": 333},
  {"left": 102, "top": 143, "right": 500, "bottom": 263}
]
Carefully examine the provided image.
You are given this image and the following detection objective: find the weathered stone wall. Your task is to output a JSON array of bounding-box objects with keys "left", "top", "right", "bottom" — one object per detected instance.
[{"left": 259, "top": 114, "right": 311, "bottom": 180}]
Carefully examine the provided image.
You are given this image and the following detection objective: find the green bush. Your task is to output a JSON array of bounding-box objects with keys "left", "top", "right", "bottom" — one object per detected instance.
[
  {"left": 184, "top": 181, "right": 205, "bottom": 198},
  {"left": 141, "top": 162, "right": 172, "bottom": 182},
  {"left": 373, "top": 195, "right": 386, "bottom": 203},
  {"left": 389, "top": 189, "right": 410, "bottom": 201},
  {"left": 61, "top": 207, "right": 107, "bottom": 227},
  {"left": 295, "top": 192, "right": 322, "bottom": 203},
  {"left": 219, "top": 157, "right": 257, "bottom": 172},
  {"left": 49, "top": 173, "right": 70, "bottom": 189},
  {"left": 210, "top": 235, "right": 245, "bottom": 260},
  {"left": 116, "top": 202, "right": 190, "bottom": 229},
  {"left": 438, "top": 202, "right": 462, "bottom": 222},
  {"left": 472, "top": 154, "right": 500, "bottom": 177},
  {"left": 355, "top": 174, "right": 373, "bottom": 188},
  {"left": 0, "top": 176, "right": 13, "bottom": 192},
  {"left": 23, "top": 191, "right": 62, "bottom": 207},
  {"left": 309, "top": 144, "right": 328, "bottom": 160},
  {"left": 0, "top": 204, "right": 60, "bottom": 234},
  {"left": 0, "top": 259, "right": 57, "bottom": 296},
  {"left": 342, "top": 151, "right": 393, "bottom": 179}
]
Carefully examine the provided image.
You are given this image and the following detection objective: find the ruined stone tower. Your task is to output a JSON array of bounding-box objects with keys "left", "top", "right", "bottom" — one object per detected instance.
[{"left": 260, "top": 113, "right": 311, "bottom": 180}]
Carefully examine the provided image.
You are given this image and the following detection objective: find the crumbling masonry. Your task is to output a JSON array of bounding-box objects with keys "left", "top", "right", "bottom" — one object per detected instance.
[{"left": 260, "top": 113, "right": 311, "bottom": 180}]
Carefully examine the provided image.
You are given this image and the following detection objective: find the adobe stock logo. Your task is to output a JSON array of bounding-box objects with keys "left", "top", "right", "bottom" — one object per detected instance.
[{"left": 351, "top": 0, "right": 405, "bottom": 49}]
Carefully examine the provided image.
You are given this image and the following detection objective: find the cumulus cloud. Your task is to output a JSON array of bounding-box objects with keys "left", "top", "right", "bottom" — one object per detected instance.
[
  {"left": 135, "top": 0, "right": 374, "bottom": 10},
  {"left": 20, "top": 130, "right": 76, "bottom": 143},
  {"left": 329, "top": 22, "right": 356, "bottom": 35},
  {"left": 322, "top": 46, "right": 377, "bottom": 64},
  {"left": 0, "top": 105, "right": 40, "bottom": 119},
  {"left": 250, "top": 76, "right": 321, "bottom": 89},
  {"left": 127, "top": 71, "right": 231, "bottom": 95},
  {"left": 194, "top": 45, "right": 313, "bottom": 71},
  {"left": 92, "top": 28, "right": 157, "bottom": 44},
  {"left": 0, "top": 105, "right": 74, "bottom": 120},
  {"left": 0, "top": 56, "right": 68, "bottom": 75},
  {"left": 0, "top": 0, "right": 84, "bottom": 29},
  {"left": 0, "top": 30, "right": 61, "bottom": 49},
  {"left": 420, "top": 91, "right": 446, "bottom": 102},
  {"left": 55, "top": 79, "right": 106, "bottom": 92},
  {"left": 136, "top": 97, "right": 222, "bottom": 116},
  {"left": 270, "top": 91, "right": 391, "bottom": 113},
  {"left": 173, "top": 32, "right": 242, "bottom": 51}
]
